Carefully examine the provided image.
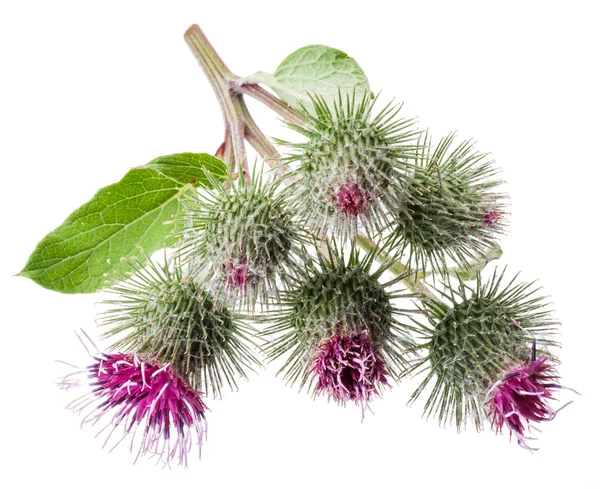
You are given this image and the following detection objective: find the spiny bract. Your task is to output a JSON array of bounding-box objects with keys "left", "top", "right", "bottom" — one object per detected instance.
[
  {"left": 101, "top": 255, "right": 259, "bottom": 398},
  {"left": 263, "top": 241, "right": 417, "bottom": 407},
  {"left": 177, "top": 169, "right": 303, "bottom": 310},
  {"left": 408, "top": 267, "right": 559, "bottom": 430},
  {"left": 279, "top": 92, "right": 420, "bottom": 241},
  {"left": 393, "top": 133, "right": 506, "bottom": 276}
]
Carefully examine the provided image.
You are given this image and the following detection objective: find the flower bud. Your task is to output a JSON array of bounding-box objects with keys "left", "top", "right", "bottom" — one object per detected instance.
[
  {"left": 394, "top": 133, "right": 506, "bottom": 275},
  {"left": 280, "top": 92, "right": 419, "bottom": 240},
  {"left": 178, "top": 171, "right": 302, "bottom": 310},
  {"left": 101, "top": 255, "right": 259, "bottom": 398},
  {"left": 409, "top": 268, "right": 560, "bottom": 433},
  {"left": 264, "top": 242, "right": 416, "bottom": 414}
]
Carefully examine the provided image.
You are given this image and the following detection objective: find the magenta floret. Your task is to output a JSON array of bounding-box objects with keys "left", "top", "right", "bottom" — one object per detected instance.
[
  {"left": 311, "top": 330, "right": 389, "bottom": 415},
  {"left": 60, "top": 351, "right": 207, "bottom": 466},
  {"left": 224, "top": 257, "right": 249, "bottom": 289},
  {"left": 486, "top": 354, "right": 572, "bottom": 451},
  {"left": 482, "top": 209, "right": 500, "bottom": 227},
  {"left": 333, "top": 182, "right": 370, "bottom": 217}
]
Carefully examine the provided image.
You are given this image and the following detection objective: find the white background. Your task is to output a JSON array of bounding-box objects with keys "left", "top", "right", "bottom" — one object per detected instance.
[{"left": 1, "top": 1, "right": 599, "bottom": 487}]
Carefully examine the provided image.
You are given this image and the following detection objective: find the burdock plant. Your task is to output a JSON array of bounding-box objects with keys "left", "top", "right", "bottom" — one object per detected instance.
[{"left": 18, "top": 22, "right": 577, "bottom": 465}]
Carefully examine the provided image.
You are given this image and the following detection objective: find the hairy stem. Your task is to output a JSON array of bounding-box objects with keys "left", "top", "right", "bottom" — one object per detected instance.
[
  {"left": 238, "top": 100, "right": 283, "bottom": 164},
  {"left": 236, "top": 83, "right": 307, "bottom": 127},
  {"left": 183, "top": 25, "right": 436, "bottom": 302},
  {"left": 356, "top": 235, "right": 437, "bottom": 301},
  {"left": 184, "top": 24, "right": 309, "bottom": 184},
  {"left": 184, "top": 25, "right": 250, "bottom": 181}
]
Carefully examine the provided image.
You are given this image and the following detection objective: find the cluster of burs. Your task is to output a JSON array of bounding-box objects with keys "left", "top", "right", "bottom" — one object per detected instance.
[{"left": 57, "top": 45, "right": 573, "bottom": 467}]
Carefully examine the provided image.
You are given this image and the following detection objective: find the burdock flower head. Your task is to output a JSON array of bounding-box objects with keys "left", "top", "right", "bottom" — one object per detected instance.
[
  {"left": 59, "top": 332, "right": 207, "bottom": 467},
  {"left": 485, "top": 324, "right": 578, "bottom": 451},
  {"left": 393, "top": 133, "right": 507, "bottom": 276},
  {"left": 279, "top": 92, "right": 420, "bottom": 241},
  {"left": 264, "top": 240, "right": 416, "bottom": 415},
  {"left": 177, "top": 169, "right": 303, "bottom": 310},
  {"left": 101, "top": 254, "right": 259, "bottom": 398},
  {"left": 409, "top": 268, "right": 561, "bottom": 434},
  {"left": 311, "top": 330, "right": 390, "bottom": 410}
]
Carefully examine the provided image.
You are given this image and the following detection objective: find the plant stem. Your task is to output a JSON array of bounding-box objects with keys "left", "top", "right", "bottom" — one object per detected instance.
[
  {"left": 235, "top": 83, "right": 307, "bottom": 127},
  {"left": 183, "top": 24, "right": 438, "bottom": 304},
  {"left": 184, "top": 24, "right": 249, "bottom": 181},
  {"left": 429, "top": 242, "right": 503, "bottom": 280},
  {"left": 238, "top": 100, "right": 283, "bottom": 164},
  {"left": 356, "top": 235, "right": 437, "bottom": 301},
  {"left": 184, "top": 24, "right": 306, "bottom": 183}
]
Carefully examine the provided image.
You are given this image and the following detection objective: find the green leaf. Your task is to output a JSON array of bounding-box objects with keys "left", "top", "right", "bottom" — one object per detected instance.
[
  {"left": 145, "top": 152, "right": 226, "bottom": 187},
  {"left": 20, "top": 153, "right": 226, "bottom": 294},
  {"left": 253, "top": 44, "right": 370, "bottom": 112}
]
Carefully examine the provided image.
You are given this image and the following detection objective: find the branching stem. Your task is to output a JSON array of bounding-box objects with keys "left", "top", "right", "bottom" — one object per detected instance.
[
  {"left": 235, "top": 83, "right": 308, "bottom": 127},
  {"left": 356, "top": 235, "right": 437, "bottom": 301},
  {"left": 184, "top": 24, "right": 304, "bottom": 182},
  {"left": 184, "top": 23, "right": 437, "bottom": 303}
]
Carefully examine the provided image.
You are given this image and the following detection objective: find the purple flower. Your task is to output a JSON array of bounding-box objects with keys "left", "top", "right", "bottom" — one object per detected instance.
[
  {"left": 311, "top": 330, "right": 389, "bottom": 416},
  {"left": 224, "top": 256, "right": 249, "bottom": 289},
  {"left": 486, "top": 354, "right": 575, "bottom": 451},
  {"left": 482, "top": 209, "right": 500, "bottom": 227},
  {"left": 60, "top": 344, "right": 207, "bottom": 467},
  {"left": 333, "top": 181, "right": 370, "bottom": 217}
]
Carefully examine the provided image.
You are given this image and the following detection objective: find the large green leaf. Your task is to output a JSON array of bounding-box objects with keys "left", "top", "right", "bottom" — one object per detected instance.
[
  {"left": 253, "top": 44, "right": 370, "bottom": 112},
  {"left": 20, "top": 153, "right": 226, "bottom": 294}
]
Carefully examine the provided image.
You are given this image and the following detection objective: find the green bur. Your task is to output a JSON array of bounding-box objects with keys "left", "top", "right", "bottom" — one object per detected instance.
[
  {"left": 394, "top": 133, "right": 506, "bottom": 276},
  {"left": 178, "top": 171, "right": 302, "bottom": 310},
  {"left": 101, "top": 256, "right": 259, "bottom": 397},
  {"left": 204, "top": 183, "right": 293, "bottom": 272},
  {"left": 264, "top": 243, "right": 417, "bottom": 389},
  {"left": 280, "top": 93, "right": 420, "bottom": 240},
  {"left": 410, "top": 268, "right": 559, "bottom": 429}
]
